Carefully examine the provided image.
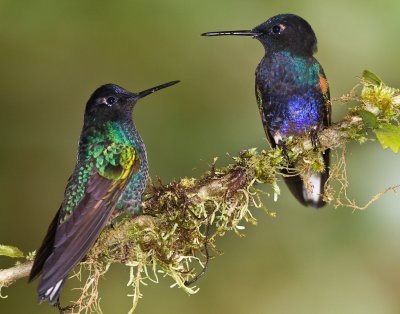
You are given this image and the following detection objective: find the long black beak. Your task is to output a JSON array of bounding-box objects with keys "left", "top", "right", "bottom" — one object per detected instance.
[
  {"left": 201, "top": 30, "right": 260, "bottom": 38},
  {"left": 137, "top": 80, "right": 180, "bottom": 99}
]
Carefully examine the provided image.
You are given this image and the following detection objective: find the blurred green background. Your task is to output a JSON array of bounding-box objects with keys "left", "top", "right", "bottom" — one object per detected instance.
[{"left": 0, "top": 0, "right": 399, "bottom": 313}]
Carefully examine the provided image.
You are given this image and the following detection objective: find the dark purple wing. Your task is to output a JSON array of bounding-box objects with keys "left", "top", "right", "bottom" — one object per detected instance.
[{"left": 31, "top": 171, "right": 126, "bottom": 304}]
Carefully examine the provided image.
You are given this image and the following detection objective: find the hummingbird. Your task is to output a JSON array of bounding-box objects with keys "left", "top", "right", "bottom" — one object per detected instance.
[
  {"left": 28, "top": 80, "right": 179, "bottom": 304},
  {"left": 202, "top": 14, "right": 331, "bottom": 208}
]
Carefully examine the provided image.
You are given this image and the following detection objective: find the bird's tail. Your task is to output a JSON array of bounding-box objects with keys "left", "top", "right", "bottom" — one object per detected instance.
[
  {"left": 38, "top": 278, "right": 66, "bottom": 305},
  {"left": 283, "top": 149, "right": 330, "bottom": 208}
]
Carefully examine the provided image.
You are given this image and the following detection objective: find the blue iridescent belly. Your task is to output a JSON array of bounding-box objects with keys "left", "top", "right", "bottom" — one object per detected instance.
[{"left": 266, "top": 90, "right": 322, "bottom": 136}]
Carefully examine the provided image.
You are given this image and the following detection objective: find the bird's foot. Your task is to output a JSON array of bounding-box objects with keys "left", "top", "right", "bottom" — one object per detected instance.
[
  {"left": 310, "top": 128, "right": 320, "bottom": 152},
  {"left": 55, "top": 298, "right": 74, "bottom": 314},
  {"left": 278, "top": 142, "right": 290, "bottom": 162}
]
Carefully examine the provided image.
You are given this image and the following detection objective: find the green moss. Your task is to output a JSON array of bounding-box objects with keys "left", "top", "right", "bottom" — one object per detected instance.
[{"left": 59, "top": 71, "right": 400, "bottom": 313}]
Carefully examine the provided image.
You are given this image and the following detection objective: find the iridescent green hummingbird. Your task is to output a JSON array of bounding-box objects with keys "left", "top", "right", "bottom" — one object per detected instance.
[
  {"left": 202, "top": 14, "right": 331, "bottom": 208},
  {"left": 29, "top": 80, "right": 179, "bottom": 304}
]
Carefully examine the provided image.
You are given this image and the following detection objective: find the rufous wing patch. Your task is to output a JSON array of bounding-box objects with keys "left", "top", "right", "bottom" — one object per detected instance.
[{"left": 318, "top": 73, "right": 328, "bottom": 95}]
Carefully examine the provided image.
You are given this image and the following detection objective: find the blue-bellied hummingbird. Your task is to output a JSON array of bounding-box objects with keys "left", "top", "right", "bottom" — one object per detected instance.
[{"left": 202, "top": 14, "right": 331, "bottom": 208}]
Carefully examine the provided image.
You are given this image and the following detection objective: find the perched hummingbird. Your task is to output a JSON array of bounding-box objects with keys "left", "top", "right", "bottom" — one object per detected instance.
[
  {"left": 202, "top": 14, "right": 331, "bottom": 208},
  {"left": 29, "top": 80, "right": 179, "bottom": 304}
]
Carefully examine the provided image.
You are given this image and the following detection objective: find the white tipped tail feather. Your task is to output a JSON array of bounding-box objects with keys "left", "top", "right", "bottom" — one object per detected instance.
[
  {"left": 302, "top": 172, "right": 322, "bottom": 204},
  {"left": 41, "top": 279, "right": 64, "bottom": 304}
]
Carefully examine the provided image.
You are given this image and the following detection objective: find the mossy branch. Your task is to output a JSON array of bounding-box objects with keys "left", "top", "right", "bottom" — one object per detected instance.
[{"left": 1, "top": 71, "right": 399, "bottom": 313}]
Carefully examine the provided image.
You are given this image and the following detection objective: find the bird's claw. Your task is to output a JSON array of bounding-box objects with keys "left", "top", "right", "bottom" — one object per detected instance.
[
  {"left": 279, "top": 142, "right": 290, "bottom": 162},
  {"left": 310, "top": 129, "right": 320, "bottom": 152}
]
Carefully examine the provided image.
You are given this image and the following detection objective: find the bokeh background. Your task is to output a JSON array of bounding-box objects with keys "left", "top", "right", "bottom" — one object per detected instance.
[{"left": 0, "top": 0, "right": 399, "bottom": 313}]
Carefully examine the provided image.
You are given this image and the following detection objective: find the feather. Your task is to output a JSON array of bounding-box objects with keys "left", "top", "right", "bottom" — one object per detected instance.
[
  {"left": 36, "top": 172, "right": 124, "bottom": 304},
  {"left": 282, "top": 149, "right": 330, "bottom": 208}
]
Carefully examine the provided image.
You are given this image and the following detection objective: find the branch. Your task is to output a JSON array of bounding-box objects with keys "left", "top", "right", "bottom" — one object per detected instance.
[
  {"left": 0, "top": 262, "right": 33, "bottom": 297},
  {"left": 1, "top": 71, "right": 399, "bottom": 312}
]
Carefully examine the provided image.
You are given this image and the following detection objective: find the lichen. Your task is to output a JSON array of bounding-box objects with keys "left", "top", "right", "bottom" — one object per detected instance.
[
  {"left": 1, "top": 71, "right": 398, "bottom": 314},
  {"left": 57, "top": 71, "right": 400, "bottom": 314}
]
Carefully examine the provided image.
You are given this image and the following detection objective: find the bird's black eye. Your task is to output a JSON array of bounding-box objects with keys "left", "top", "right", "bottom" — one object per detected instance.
[
  {"left": 271, "top": 24, "right": 283, "bottom": 34},
  {"left": 106, "top": 96, "right": 116, "bottom": 105}
]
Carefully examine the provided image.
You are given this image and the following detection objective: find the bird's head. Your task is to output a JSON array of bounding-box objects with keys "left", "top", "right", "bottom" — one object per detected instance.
[
  {"left": 202, "top": 14, "right": 317, "bottom": 57},
  {"left": 84, "top": 81, "right": 179, "bottom": 125}
]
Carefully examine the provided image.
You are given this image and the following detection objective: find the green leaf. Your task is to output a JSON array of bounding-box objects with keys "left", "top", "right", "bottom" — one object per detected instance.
[
  {"left": 374, "top": 123, "right": 400, "bottom": 153},
  {"left": 0, "top": 244, "right": 24, "bottom": 258},
  {"left": 362, "top": 70, "right": 383, "bottom": 85},
  {"left": 356, "top": 110, "right": 378, "bottom": 128}
]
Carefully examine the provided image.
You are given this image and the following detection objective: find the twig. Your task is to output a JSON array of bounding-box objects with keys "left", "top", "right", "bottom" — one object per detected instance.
[
  {"left": 0, "top": 73, "right": 399, "bottom": 313},
  {"left": 0, "top": 262, "right": 33, "bottom": 292}
]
